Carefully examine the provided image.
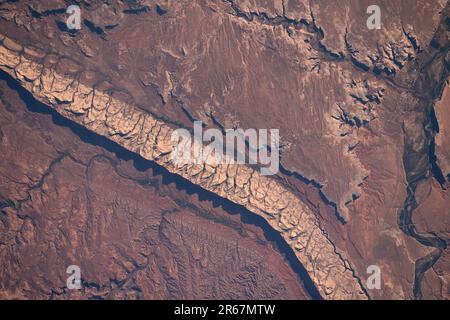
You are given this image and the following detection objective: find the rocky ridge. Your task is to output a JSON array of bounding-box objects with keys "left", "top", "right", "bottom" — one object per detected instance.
[{"left": 0, "top": 34, "right": 368, "bottom": 299}]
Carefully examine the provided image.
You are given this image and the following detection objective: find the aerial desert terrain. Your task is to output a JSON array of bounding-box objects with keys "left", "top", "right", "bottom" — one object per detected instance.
[{"left": 0, "top": 0, "right": 449, "bottom": 300}]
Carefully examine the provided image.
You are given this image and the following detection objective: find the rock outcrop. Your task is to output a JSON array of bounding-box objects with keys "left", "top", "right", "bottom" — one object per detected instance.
[{"left": 0, "top": 34, "right": 367, "bottom": 299}]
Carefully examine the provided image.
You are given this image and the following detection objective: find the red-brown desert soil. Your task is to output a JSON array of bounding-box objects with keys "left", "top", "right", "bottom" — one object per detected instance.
[{"left": 0, "top": 0, "right": 449, "bottom": 300}]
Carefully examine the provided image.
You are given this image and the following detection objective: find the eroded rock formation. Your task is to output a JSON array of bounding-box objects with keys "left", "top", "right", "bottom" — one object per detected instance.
[{"left": 0, "top": 34, "right": 367, "bottom": 299}]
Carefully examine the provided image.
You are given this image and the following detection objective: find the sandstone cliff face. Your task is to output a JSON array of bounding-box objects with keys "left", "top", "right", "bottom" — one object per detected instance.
[
  {"left": 0, "top": 77, "right": 312, "bottom": 299},
  {"left": 0, "top": 0, "right": 449, "bottom": 300}
]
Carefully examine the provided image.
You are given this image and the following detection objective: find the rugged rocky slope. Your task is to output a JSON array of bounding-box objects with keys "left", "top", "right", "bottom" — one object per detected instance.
[{"left": 0, "top": 76, "right": 313, "bottom": 299}]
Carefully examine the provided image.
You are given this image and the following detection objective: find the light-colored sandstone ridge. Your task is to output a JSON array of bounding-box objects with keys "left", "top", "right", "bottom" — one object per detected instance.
[
  {"left": 0, "top": 34, "right": 367, "bottom": 299},
  {"left": 435, "top": 80, "right": 450, "bottom": 178}
]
